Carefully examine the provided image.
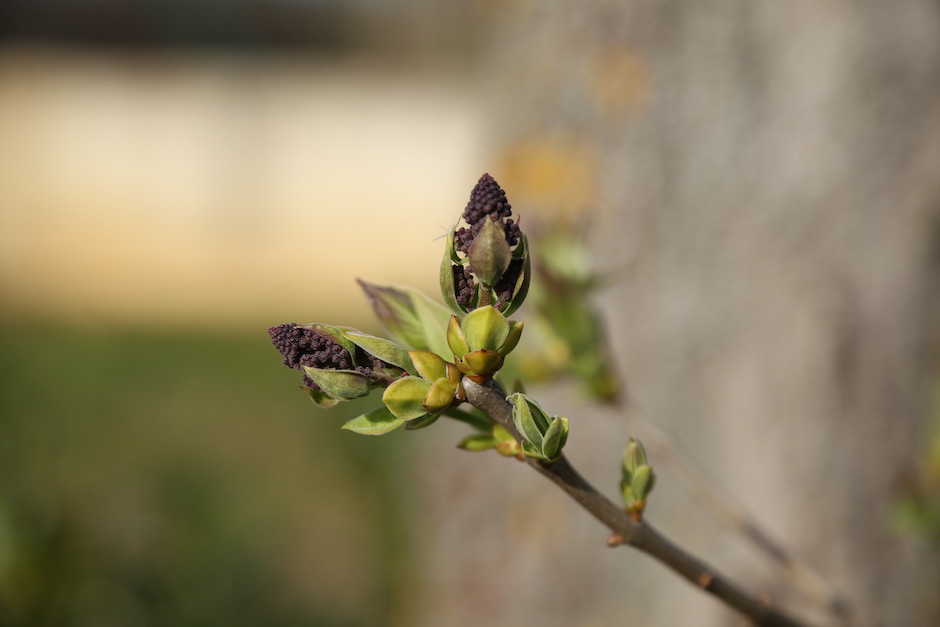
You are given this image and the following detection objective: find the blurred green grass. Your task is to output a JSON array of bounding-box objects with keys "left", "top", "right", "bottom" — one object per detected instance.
[{"left": 0, "top": 318, "right": 415, "bottom": 627}]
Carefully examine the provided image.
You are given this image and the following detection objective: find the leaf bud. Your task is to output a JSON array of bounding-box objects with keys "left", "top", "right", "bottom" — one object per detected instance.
[
  {"left": 447, "top": 306, "right": 523, "bottom": 380},
  {"left": 509, "top": 393, "right": 569, "bottom": 462}
]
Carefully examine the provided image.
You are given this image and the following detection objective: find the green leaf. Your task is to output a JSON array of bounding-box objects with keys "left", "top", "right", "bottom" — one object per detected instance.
[
  {"left": 382, "top": 376, "right": 432, "bottom": 421},
  {"left": 468, "top": 216, "right": 511, "bottom": 287},
  {"left": 624, "top": 437, "right": 649, "bottom": 474},
  {"left": 446, "top": 315, "right": 469, "bottom": 357},
  {"left": 630, "top": 464, "right": 656, "bottom": 502},
  {"left": 422, "top": 377, "right": 456, "bottom": 414},
  {"left": 342, "top": 405, "right": 406, "bottom": 436},
  {"left": 541, "top": 416, "right": 568, "bottom": 461},
  {"left": 408, "top": 350, "right": 448, "bottom": 382},
  {"left": 357, "top": 281, "right": 453, "bottom": 359},
  {"left": 301, "top": 385, "right": 342, "bottom": 408},
  {"left": 461, "top": 306, "right": 509, "bottom": 352},
  {"left": 521, "top": 440, "right": 547, "bottom": 460},
  {"left": 405, "top": 413, "right": 441, "bottom": 430},
  {"left": 343, "top": 330, "right": 417, "bottom": 376},
  {"left": 303, "top": 367, "right": 373, "bottom": 401},
  {"left": 524, "top": 395, "right": 552, "bottom": 433},
  {"left": 408, "top": 289, "right": 454, "bottom": 359},
  {"left": 498, "top": 321, "right": 524, "bottom": 357},
  {"left": 510, "top": 393, "right": 543, "bottom": 447},
  {"left": 461, "top": 349, "right": 503, "bottom": 376},
  {"left": 457, "top": 433, "right": 498, "bottom": 452}
]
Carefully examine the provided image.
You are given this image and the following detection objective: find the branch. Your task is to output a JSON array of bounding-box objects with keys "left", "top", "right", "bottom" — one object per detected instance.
[
  {"left": 463, "top": 379, "right": 821, "bottom": 627},
  {"left": 618, "top": 399, "right": 855, "bottom": 625}
]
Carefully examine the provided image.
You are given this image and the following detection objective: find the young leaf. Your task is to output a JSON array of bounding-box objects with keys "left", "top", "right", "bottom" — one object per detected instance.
[
  {"left": 342, "top": 406, "right": 406, "bottom": 436},
  {"left": 343, "top": 330, "right": 417, "bottom": 376},
  {"left": 541, "top": 416, "right": 568, "bottom": 461},
  {"left": 462, "top": 306, "right": 510, "bottom": 352},
  {"left": 510, "top": 393, "right": 544, "bottom": 447},
  {"left": 409, "top": 350, "right": 448, "bottom": 382},
  {"left": 382, "top": 376, "right": 432, "bottom": 421},
  {"left": 457, "top": 433, "right": 499, "bottom": 452},
  {"left": 303, "top": 367, "right": 374, "bottom": 401}
]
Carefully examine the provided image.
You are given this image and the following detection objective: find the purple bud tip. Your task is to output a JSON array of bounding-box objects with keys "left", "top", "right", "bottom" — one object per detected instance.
[
  {"left": 268, "top": 324, "right": 353, "bottom": 372},
  {"left": 455, "top": 173, "right": 521, "bottom": 255}
]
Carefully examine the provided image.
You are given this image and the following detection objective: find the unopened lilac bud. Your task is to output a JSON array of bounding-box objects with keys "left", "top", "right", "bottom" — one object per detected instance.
[
  {"left": 268, "top": 322, "right": 410, "bottom": 406},
  {"left": 441, "top": 173, "right": 531, "bottom": 315}
]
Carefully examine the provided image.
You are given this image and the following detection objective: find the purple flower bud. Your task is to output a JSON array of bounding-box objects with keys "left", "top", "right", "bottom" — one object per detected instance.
[{"left": 268, "top": 323, "right": 393, "bottom": 394}]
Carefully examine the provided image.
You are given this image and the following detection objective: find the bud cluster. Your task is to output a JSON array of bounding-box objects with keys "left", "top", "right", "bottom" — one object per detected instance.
[{"left": 441, "top": 173, "right": 530, "bottom": 316}]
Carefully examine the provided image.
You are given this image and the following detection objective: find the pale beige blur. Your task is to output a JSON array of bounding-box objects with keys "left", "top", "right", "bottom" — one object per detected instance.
[{"left": 0, "top": 48, "right": 486, "bottom": 328}]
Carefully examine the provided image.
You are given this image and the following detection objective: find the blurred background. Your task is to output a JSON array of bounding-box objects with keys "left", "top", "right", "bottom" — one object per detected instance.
[{"left": 2, "top": 1, "right": 940, "bottom": 626}]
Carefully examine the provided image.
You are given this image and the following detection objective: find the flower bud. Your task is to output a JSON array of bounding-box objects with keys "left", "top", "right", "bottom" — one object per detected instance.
[
  {"left": 268, "top": 322, "right": 411, "bottom": 407},
  {"left": 440, "top": 173, "right": 531, "bottom": 315}
]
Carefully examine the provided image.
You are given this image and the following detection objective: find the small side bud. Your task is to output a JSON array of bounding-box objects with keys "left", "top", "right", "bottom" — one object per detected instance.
[
  {"left": 621, "top": 436, "right": 656, "bottom": 520},
  {"left": 447, "top": 306, "right": 523, "bottom": 380},
  {"left": 509, "top": 393, "right": 569, "bottom": 462}
]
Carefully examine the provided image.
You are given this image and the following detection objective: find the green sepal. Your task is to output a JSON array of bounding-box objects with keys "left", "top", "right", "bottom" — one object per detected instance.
[
  {"left": 405, "top": 412, "right": 441, "bottom": 430},
  {"left": 462, "top": 305, "right": 509, "bottom": 352},
  {"left": 382, "top": 376, "right": 432, "bottom": 421},
  {"left": 457, "top": 433, "right": 499, "bottom": 452},
  {"left": 341, "top": 405, "right": 406, "bottom": 436},
  {"left": 301, "top": 385, "right": 342, "bottom": 409},
  {"left": 446, "top": 315, "right": 469, "bottom": 357},
  {"left": 342, "top": 330, "right": 417, "bottom": 376},
  {"left": 498, "top": 321, "right": 524, "bottom": 357},
  {"left": 461, "top": 350, "right": 503, "bottom": 376},
  {"left": 510, "top": 392, "right": 544, "bottom": 448},
  {"left": 302, "top": 367, "right": 373, "bottom": 401},
  {"left": 408, "top": 350, "right": 448, "bottom": 382},
  {"left": 468, "top": 216, "right": 511, "bottom": 287},
  {"left": 423, "top": 377, "right": 456, "bottom": 414},
  {"left": 541, "top": 416, "right": 568, "bottom": 461}
]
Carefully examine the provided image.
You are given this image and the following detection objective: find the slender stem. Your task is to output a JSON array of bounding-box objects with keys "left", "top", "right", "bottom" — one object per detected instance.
[{"left": 464, "top": 379, "right": 822, "bottom": 627}]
